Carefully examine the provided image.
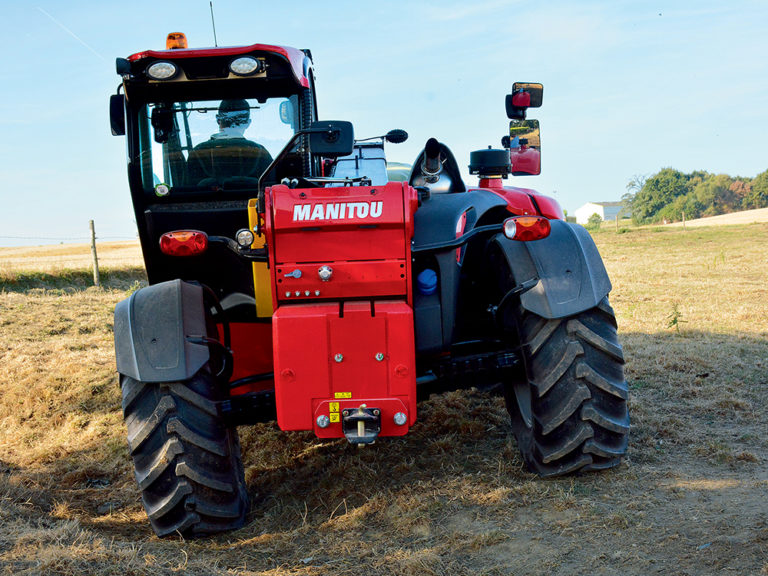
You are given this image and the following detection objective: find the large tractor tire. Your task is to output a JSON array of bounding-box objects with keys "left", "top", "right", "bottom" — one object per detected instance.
[
  {"left": 503, "top": 298, "right": 630, "bottom": 476},
  {"left": 121, "top": 369, "right": 248, "bottom": 537}
]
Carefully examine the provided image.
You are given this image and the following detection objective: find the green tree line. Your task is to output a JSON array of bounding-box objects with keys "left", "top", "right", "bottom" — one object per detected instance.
[{"left": 623, "top": 168, "right": 768, "bottom": 225}]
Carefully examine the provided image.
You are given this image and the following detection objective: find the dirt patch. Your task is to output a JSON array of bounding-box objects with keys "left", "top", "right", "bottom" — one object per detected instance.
[{"left": 664, "top": 207, "right": 768, "bottom": 228}]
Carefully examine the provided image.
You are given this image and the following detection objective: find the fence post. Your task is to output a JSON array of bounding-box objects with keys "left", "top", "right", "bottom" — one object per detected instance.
[
  {"left": 89, "top": 220, "right": 100, "bottom": 287},
  {"left": 682, "top": 211, "right": 686, "bottom": 231}
]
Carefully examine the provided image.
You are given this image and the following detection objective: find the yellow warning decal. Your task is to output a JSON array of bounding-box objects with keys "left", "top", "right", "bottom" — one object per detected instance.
[
  {"left": 329, "top": 413, "right": 340, "bottom": 423},
  {"left": 334, "top": 392, "right": 352, "bottom": 399},
  {"left": 329, "top": 402, "right": 340, "bottom": 413}
]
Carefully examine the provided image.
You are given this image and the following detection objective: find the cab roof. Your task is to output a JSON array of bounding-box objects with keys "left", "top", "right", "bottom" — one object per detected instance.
[{"left": 127, "top": 43, "right": 310, "bottom": 88}]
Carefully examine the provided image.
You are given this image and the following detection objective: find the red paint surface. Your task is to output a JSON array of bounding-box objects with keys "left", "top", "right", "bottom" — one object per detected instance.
[
  {"left": 272, "top": 301, "right": 416, "bottom": 435},
  {"left": 267, "top": 181, "right": 415, "bottom": 304},
  {"left": 474, "top": 181, "right": 538, "bottom": 216},
  {"left": 266, "top": 181, "right": 418, "bottom": 437},
  {"left": 530, "top": 193, "right": 565, "bottom": 220},
  {"left": 276, "top": 260, "right": 406, "bottom": 301},
  {"left": 217, "top": 322, "right": 274, "bottom": 394},
  {"left": 475, "top": 182, "right": 564, "bottom": 220}
]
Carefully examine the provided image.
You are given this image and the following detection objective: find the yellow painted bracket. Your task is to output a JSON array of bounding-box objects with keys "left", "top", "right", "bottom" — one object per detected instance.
[{"left": 248, "top": 199, "right": 273, "bottom": 318}]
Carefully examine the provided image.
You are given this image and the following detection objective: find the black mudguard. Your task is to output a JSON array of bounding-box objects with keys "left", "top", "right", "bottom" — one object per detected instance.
[
  {"left": 114, "top": 279, "right": 210, "bottom": 382},
  {"left": 412, "top": 190, "right": 509, "bottom": 353},
  {"left": 491, "top": 219, "right": 612, "bottom": 319}
]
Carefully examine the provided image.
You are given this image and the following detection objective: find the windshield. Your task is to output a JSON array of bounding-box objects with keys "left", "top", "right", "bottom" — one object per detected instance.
[{"left": 137, "top": 96, "right": 298, "bottom": 194}]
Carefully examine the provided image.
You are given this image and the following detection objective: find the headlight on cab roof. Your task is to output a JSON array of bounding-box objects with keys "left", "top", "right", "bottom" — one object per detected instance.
[
  {"left": 229, "top": 56, "right": 262, "bottom": 76},
  {"left": 146, "top": 61, "right": 178, "bottom": 80}
]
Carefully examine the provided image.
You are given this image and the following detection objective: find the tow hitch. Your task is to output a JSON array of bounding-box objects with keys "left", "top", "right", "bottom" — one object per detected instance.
[{"left": 342, "top": 405, "right": 381, "bottom": 445}]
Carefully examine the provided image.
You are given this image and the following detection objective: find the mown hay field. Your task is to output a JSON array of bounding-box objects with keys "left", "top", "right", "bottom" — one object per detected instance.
[{"left": 0, "top": 225, "right": 766, "bottom": 575}]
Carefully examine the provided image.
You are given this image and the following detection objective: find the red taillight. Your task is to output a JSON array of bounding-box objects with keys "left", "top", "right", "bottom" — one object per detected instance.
[
  {"left": 159, "top": 230, "right": 208, "bottom": 256},
  {"left": 503, "top": 216, "right": 551, "bottom": 241}
]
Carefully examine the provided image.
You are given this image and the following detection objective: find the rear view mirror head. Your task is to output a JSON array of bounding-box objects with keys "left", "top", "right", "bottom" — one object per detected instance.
[
  {"left": 385, "top": 129, "right": 408, "bottom": 144},
  {"left": 509, "top": 119, "right": 541, "bottom": 176},
  {"left": 512, "top": 82, "right": 543, "bottom": 107},
  {"left": 506, "top": 82, "right": 543, "bottom": 119},
  {"left": 309, "top": 120, "right": 354, "bottom": 158},
  {"left": 115, "top": 58, "right": 131, "bottom": 76},
  {"left": 110, "top": 94, "right": 126, "bottom": 136}
]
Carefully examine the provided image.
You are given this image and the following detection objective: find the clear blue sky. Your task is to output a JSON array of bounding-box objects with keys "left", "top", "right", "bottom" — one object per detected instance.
[{"left": 1, "top": 0, "right": 766, "bottom": 246}]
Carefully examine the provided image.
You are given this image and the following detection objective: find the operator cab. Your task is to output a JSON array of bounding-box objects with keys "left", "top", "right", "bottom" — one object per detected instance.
[{"left": 110, "top": 33, "right": 318, "bottom": 308}]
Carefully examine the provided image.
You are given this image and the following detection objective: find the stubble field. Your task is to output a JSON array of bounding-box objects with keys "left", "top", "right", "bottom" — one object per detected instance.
[{"left": 0, "top": 224, "right": 766, "bottom": 575}]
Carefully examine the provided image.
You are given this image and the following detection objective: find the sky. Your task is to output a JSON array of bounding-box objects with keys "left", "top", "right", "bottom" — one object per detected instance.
[{"left": 0, "top": 0, "right": 766, "bottom": 246}]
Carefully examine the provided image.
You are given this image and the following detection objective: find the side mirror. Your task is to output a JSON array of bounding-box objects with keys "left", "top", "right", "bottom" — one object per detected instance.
[
  {"left": 385, "top": 129, "right": 408, "bottom": 144},
  {"left": 506, "top": 82, "right": 543, "bottom": 119},
  {"left": 110, "top": 94, "right": 126, "bottom": 136},
  {"left": 508, "top": 119, "right": 541, "bottom": 176},
  {"left": 115, "top": 58, "right": 131, "bottom": 76},
  {"left": 309, "top": 120, "right": 354, "bottom": 158}
]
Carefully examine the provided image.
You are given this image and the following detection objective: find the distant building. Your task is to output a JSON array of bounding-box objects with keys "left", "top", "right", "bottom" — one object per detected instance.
[{"left": 574, "top": 201, "right": 627, "bottom": 224}]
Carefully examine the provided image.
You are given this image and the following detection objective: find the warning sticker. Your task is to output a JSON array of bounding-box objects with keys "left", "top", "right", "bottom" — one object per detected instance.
[
  {"left": 329, "top": 413, "right": 340, "bottom": 423},
  {"left": 329, "top": 402, "right": 340, "bottom": 413},
  {"left": 334, "top": 392, "right": 352, "bottom": 399}
]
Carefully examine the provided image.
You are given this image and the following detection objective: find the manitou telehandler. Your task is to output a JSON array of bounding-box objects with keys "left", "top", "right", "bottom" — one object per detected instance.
[{"left": 110, "top": 33, "right": 629, "bottom": 537}]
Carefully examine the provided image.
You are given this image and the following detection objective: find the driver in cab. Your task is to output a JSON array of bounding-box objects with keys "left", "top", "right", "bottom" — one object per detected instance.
[{"left": 187, "top": 99, "right": 273, "bottom": 185}]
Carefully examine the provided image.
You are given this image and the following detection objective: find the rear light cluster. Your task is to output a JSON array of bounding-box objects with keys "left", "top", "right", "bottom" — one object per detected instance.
[
  {"left": 159, "top": 230, "right": 208, "bottom": 256},
  {"left": 503, "top": 216, "right": 551, "bottom": 241}
]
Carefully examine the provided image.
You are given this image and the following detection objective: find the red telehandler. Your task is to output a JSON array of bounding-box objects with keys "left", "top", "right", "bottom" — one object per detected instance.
[{"left": 110, "top": 33, "right": 629, "bottom": 537}]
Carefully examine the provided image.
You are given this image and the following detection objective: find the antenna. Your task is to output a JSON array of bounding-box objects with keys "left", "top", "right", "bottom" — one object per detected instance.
[{"left": 210, "top": 1, "right": 218, "bottom": 47}]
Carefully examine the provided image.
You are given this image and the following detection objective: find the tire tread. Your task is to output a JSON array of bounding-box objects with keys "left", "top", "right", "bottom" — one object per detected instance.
[
  {"left": 503, "top": 294, "right": 629, "bottom": 477},
  {"left": 121, "top": 371, "right": 248, "bottom": 538}
]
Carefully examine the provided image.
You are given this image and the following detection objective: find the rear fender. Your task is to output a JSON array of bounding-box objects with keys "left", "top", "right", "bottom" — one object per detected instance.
[
  {"left": 412, "top": 190, "right": 509, "bottom": 353},
  {"left": 114, "top": 279, "right": 210, "bottom": 382},
  {"left": 491, "top": 220, "right": 611, "bottom": 319}
]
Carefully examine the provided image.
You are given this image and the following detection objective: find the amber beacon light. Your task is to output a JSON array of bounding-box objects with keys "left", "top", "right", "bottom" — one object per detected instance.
[{"left": 166, "top": 32, "right": 188, "bottom": 50}]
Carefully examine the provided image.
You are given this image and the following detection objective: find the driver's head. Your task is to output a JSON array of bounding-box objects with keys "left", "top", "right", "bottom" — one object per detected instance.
[{"left": 216, "top": 99, "right": 250, "bottom": 128}]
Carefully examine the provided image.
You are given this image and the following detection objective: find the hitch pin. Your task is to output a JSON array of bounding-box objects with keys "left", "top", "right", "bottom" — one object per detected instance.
[{"left": 357, "top": 404, "right": 366, "bottom": 439}]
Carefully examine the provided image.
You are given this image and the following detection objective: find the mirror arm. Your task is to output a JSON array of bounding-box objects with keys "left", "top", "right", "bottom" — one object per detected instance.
[
  {"left": 256, "top": 126, "right": 340, "bottom": 233},
  {"left": 257, "top": 131, "right": 304, "bottom": 223}
]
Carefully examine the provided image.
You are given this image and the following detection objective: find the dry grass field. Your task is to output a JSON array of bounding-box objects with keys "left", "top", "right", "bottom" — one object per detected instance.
[{"left": 1, "top": 225, "right": 767, "bottom": 575}]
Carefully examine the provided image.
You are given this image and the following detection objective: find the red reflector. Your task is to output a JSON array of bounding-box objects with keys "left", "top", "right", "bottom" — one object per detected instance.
[
  {"left": 159, "top": 230, "right": 208, "bottom": 256},
  {"left": 504, "top": 216, "right": 551, "bottom": 241}
]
